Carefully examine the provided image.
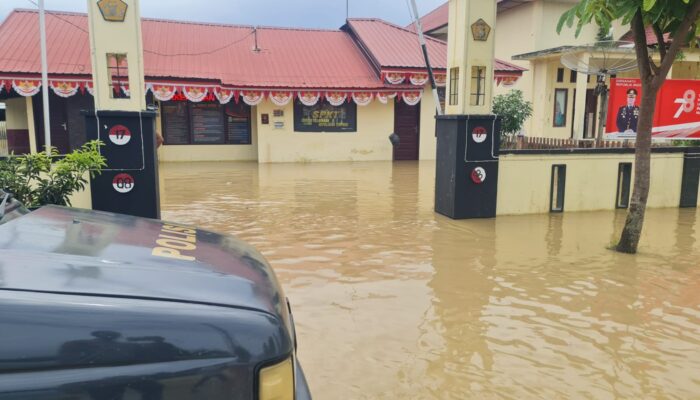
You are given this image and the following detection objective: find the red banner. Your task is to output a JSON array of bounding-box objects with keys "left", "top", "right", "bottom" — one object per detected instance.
[{"left": 606, "top": 78, "right": 700, "bottom": 139}]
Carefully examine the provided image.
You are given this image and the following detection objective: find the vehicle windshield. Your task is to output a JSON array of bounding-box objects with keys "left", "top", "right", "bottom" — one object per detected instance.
[{"left": 0, "top": 190, "right": 29, "bottom": 225}]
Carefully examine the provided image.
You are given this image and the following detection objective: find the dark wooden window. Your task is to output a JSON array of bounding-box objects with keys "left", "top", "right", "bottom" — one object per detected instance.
[
  {"left": 616, "top": 163, "right": 632, "bottom": 208},
  {"left": 226, "top": 102, "right": 252, "bottom": 144},
  {"left": 556, "top": 67, "right": 564, "bottom": 83},
  {"left": 570, "top": 70, "right": 577, "bottom": 83},
  {"left": 550, "top": 165, "right": 566, "bottom": 212},
  {"left": 161, "top": 100, "right": 252, "bottom": 145},
  {"left": 449, "top": 67, "right": 459, "bottom": 106}
]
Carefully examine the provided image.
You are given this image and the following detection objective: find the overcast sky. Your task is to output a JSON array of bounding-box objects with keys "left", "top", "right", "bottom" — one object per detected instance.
[{"left": 0, "top": 0, "right": 445, "bottom": 29}]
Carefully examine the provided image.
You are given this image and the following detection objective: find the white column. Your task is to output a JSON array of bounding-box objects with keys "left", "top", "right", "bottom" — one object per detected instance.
[
  {"left": 25, "top": 97, "right": 37, "bottom": 154},
  {"left": 87, "top": 0, "right": 146, "bottom": 112},
  {"left": 572, "top": 53, "right": 590, "bottom": 139},
  {"left": 38, "top": 0, "right": 51, "bottom": 154},
  {"left": 445, "top": 0, "right": 497, "bottom": 115}
]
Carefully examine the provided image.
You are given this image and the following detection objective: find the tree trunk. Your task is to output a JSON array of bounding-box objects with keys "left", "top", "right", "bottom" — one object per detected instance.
[{"left": 616, "top": 80, "right": 659, "bottom": 254}]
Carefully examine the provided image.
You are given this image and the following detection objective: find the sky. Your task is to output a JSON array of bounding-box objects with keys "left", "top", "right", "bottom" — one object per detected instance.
[{"left": 0, "top": 0, "right": 446, "bottom": 29}]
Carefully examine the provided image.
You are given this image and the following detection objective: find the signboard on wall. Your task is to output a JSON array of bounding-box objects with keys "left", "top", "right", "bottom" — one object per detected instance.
[
  {"left": 190, "top": 103, "right": 225, "bottom": 144},
  {"left": 605, "top": 78, "right": 700, "bottom": 139},
  {"left": 293, "top": 100, "right": 357, "bottom": 132}
]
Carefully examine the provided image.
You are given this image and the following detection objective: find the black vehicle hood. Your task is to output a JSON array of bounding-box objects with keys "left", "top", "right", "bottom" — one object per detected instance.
[{"left": 0, "top": 206, "right": 286, "bottom": 319}]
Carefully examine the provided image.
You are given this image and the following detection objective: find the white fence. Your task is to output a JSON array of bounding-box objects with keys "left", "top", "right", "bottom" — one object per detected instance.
[{"left": 0, "top": 121, "right": 7, "bottom": 156}]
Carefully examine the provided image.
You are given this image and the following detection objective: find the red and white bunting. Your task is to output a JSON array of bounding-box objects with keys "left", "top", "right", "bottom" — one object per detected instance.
[
  {"left": 409, "top": 73, "right": 429, "bottom": 86},
  {"left": 0, "top": 80, "right": 4, "bottom": 94},
  {"left": 86, "top": 81, "right": 95, "bottom": 96},
  {"left": 121, "top": 84, "right": 131, "bottom": 97},
  {"left": 434, "top": 74, "right": 447, "bottom": 87},
  {"left": 149, "top": 84, "right": 177, "bottom": 101},
  {"left": 50, "top": 81, "right": 80, "bottom": 98},
  {"left": 182, "top": 86, "right": 208, "bottom": 102},
  {"left": 298, "top": 91, "right": 321, "bottom": 106},
  {"left": 352, "top": 92, "right": 373, "bottom": 106},
  {"left": 214, "top": 88, "right": 236, "bottom": 104},
  {"left": 385, "top": 72, "right": 406, "bottom": 85},
  {"left": 376, "top": 92, "right": 397, "bottom": 104},
  {"left": 269, "top": 91, "right": 294, "bottom": 106},
  {"left": 12, "top": 80, "right": 41, "bottom": 97},
  {"left": 401, "top": 91, "right": 422, "bottom": 106},
  {"left": 241, "top": 90, "right": 264, "bottom": 106},
  {"left": 496, "top": 75, "right": 519, "bottom": 87},
  {"left": 325, "top": 91, "right": 347, "bottom": 106}
]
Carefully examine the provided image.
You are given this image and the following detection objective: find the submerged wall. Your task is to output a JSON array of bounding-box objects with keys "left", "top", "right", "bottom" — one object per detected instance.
[
  {"left": 156, "top": 85, "right": 438, "bottom": 164},
  {"left": 496, "top": 150, "right": 693, "bottom": 215}
]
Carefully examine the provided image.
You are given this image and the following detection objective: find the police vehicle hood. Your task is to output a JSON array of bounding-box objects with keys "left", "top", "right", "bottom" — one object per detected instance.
[{"left": 0, "top": 206, "right": 287, "bottom": 319}]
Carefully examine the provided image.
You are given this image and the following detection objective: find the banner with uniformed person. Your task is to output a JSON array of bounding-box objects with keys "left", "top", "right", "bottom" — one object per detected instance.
[{"left": 605, "top": 78, "right": 700, "bottom": 140}]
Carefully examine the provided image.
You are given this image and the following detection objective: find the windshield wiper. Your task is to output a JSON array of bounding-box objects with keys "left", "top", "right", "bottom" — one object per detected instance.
[{"left": 0, "top": 193, "right": 9, "bottom": 220}]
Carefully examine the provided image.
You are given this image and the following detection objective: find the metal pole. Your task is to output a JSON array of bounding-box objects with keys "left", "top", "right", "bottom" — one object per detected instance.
[
  {"left": 409, "top": 0, "right": 442, "bottom": 115},
  {"left": 38, "top": 0, "right": 51, "bottom": 156},
  {"left": 596, "top": 75, "right": 608, "bottom": 141}
]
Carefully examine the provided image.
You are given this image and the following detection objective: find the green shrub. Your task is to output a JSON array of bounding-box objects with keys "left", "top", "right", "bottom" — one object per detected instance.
[
  {"left": 492, "top": 89, "right": 533, "bottom": 136},
  {"left": 670, "top": 139, "right": 700, "bottom": 147},
  {"left": 0, "top": 140, "right": 107, "bottom": 208}
]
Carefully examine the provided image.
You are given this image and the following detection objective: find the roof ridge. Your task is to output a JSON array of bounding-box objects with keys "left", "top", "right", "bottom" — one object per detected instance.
[
  {"left": 11, "top": 8, "right": 85, "bottom": 17},
  {"left": 8, "top": 8, "right": 342, "bottom": 32},
  {"left": 350, "top": 17, "right": 447, "bottom": 45}
]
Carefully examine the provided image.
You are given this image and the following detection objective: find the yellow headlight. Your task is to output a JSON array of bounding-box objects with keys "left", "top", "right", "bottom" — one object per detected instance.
[{"left": 259, "top": 356, "right": 294, "bottom": 400}]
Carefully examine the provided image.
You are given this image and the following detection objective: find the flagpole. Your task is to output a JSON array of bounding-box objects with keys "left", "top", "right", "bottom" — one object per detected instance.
[
  {"left": 409, "top": 0, "right": 442, "bottom": 115},
  {"left": 38, "top": 0, "right": 51, "bottom": 156}
]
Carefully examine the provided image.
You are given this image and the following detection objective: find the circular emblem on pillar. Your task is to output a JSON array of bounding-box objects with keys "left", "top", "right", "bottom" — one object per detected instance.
[
  {"left": 113, "top": 173, "right": 135, "bottom": 194},
  {"left": 108, "top": 124, "right": 131, "bottom": 146},
  {"left": 472, "top": 126, "right": 487, "bottom": 143},
  {"left": 471, "top": 167, "right": 486, "bottom": 184}
]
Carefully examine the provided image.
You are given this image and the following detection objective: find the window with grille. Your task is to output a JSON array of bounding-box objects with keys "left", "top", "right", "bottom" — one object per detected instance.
[
  {"left": 449, "top": 67, "right": 459, "bottom": 106},
  {"left": 106, "top": 53, "right": 130, "bottom": 99},
  {"left": 470, "top": 66, "right": 486, "bottom": 106}
]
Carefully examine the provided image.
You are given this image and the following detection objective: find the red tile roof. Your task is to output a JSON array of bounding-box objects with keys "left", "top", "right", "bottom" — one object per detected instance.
[
  {"left": 406, "top": 1, "right": 529, "bottom": 33},
  {"left": 0, "top": 9, "right": 524, "bottom": 89},
  {"left": 347, "top": 18, "right": 525, "bottom": 73},
  {"left": 407, "top": 3, "right": 448, "bottom": 34},
  {"left": 347, "top": 18, "right": 448, "bottom": 70},
  {"left": 619, "top": 26, "right": 671, "bottom": 45},
  {"left": 0, "top": 9, "right": 382, "bottom": 89},
  {"left": 494, "top": 59, "right": 527, "bottom": 72}
]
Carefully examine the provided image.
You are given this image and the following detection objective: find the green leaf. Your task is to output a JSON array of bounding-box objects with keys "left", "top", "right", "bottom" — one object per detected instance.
[{"left": 643, "top": 0, "right": 657, "bottom": 11}]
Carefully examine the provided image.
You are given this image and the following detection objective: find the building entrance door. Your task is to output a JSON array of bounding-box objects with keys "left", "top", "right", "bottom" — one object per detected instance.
[
  {"left": 33, "top": 92, "right": 80, "bottom": 154},
  {"left": 393, "top": 99, "right": 420, "bottom": 160},
  {"left": 583, "top": 89, "right": 597, "bottom": 139}
]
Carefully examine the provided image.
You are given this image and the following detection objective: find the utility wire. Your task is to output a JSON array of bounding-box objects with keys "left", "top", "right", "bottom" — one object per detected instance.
[{"left": 24, "top": 0, "right": 257, "bottom": 57}]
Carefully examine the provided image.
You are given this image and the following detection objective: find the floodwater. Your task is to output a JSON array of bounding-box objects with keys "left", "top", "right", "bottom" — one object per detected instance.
[{"left": 159, "top": 161, "right": 700, "bottom": 400}]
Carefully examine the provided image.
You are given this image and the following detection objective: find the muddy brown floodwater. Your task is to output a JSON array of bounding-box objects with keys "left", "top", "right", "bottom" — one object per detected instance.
[{"left": 160, "top": 160, "right": 700, "bottom": 399}]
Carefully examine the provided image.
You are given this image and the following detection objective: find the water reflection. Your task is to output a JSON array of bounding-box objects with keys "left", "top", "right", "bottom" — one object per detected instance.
[{"left": 160, "top": 161, "right": 700, "bottom": 399}]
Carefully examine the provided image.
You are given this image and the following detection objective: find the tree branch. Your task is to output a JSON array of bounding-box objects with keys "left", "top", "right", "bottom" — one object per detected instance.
[
  {"left": 632, "top": 8, "right": 652, "bottom": 83},
  {"left": 656, "top": 0, "right": 700, "bottom": 86},
  {"left": 649, "top": 58, "right": 660, "bottom": 76},
  {"left": 652, "top": 22, "right": 667, "bottom": 60}
]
